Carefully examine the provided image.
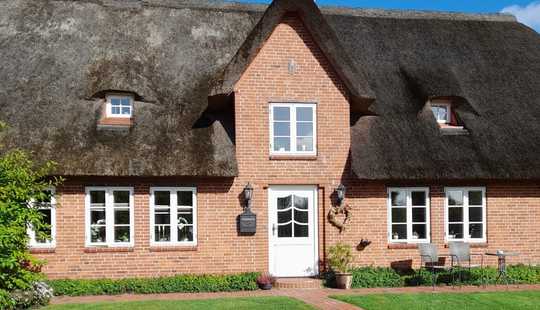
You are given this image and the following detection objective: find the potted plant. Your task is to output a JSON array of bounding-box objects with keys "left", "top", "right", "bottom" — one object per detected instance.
[
  {"left": 328, "top": 242, "right": 353, "bottom": 289},
  {"left": 256, "top": 273, "right": 275, "bottom": 290}
]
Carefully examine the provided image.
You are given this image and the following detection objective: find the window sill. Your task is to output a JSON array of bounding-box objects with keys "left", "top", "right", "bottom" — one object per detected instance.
[
  {"left": 84, "top": 247, "right": 134, "bottom": 253},
  {"left": 29, "top": 247, "right": 56, "bottom": 254},
  {"left": 440, "top": 126, "right": 469, "bottom": 136},
  {"left": 444, "top": 243, "right": 488, "bottom": 248},
  {"left": 387, "top": 243, "right": 419, "bottom": 249},
  {"left": 149, "top": 246, "right": 198, "bottom": 252},
  {"left": 269, "top": 155, "right": 317, "bottom": 161}
]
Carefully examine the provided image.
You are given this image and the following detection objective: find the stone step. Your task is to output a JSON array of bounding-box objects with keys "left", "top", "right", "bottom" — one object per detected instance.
[{"left": 274, "top": 277, "right": 324, "bottom": 289}]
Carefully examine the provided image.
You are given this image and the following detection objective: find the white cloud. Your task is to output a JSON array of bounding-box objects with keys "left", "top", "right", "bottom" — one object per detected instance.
[{"left": 501, "top": 1, "right": 540, "bottom": 31}]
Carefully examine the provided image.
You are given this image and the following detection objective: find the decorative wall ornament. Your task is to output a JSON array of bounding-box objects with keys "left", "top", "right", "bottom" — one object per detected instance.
[{"left": 328, "top": 184, "right": 352, "bottom": 233}]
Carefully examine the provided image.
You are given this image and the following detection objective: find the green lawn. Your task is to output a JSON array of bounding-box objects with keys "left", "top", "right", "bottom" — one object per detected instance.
[
  {"left": 43, "top": 296, "right": 314, "bottom": 310},
  {"left": 331, "top": 291, "right": 540, "bottom": 310}
]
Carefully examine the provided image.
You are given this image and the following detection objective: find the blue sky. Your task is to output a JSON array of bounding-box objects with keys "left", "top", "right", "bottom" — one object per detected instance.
[{"left": 234, "top": 0, "right": 540, "bottom": 32}]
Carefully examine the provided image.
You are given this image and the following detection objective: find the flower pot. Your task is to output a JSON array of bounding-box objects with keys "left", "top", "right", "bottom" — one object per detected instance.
[
  {"left": 259, "top": 283, "right": 272, "bottom": 290},
  {"left": 335, "top": 273, "right": 352, "bottom": 289}
]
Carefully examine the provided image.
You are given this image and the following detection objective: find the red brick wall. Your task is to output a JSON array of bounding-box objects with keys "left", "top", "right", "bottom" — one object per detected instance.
[{"left": 34, "top": 15, "right": 540, "bottom": 279}]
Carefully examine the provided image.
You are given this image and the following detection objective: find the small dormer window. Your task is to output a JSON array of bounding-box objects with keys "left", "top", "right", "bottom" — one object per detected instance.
[
  {"left": 431, "top": 101, "right": 451, "bottom": 124},
  {"left": 107, "top": 95, "right": 133, "bottom": 118}
]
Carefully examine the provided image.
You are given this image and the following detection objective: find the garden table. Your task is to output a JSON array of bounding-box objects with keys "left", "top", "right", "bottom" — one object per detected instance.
[{"left": 485, "top": 251, "right": 519, "bottom": 286}]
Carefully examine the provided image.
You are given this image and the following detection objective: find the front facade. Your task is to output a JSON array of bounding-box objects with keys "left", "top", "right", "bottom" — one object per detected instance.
[{"left": 2, "top": 0, "right": 540, "bottom": 279}]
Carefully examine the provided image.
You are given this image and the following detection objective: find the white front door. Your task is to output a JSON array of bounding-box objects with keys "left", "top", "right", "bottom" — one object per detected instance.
[{"left": 268, "top": 186, "right": 318, "bottom": 277}]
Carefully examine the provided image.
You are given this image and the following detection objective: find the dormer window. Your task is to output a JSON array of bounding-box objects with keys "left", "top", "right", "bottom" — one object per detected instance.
[
  {"left": 107, "top": 94, "right": 133, "bottom": 118},
  {"left": 431, "top": 101, "right": 451, "bottom": 125}
]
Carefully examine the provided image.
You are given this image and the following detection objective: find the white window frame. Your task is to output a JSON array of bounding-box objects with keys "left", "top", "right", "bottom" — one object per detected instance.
[
  {"left": 28, "top": 188, "right": 56, "bottom": 248},
  {"left": 430, "top": 100, "right": 451, "bottom": 124},
  {"left": 85, "top": 187, "right": 135, "bottom": 247},
  {"left": 106, "top": 94, "right": 133, "bottom": 118},
  {"left": 150, "top": 187, "right": 197, "bottom": 246},
  {"left": 269, "top": 102, "right": 317, "bottom": 156},
  {"left": 387, "top": 187, "right": 430, "bottom": 244},
  {"left": 445, "top": 187, "right": 486, "bottom": 243}
]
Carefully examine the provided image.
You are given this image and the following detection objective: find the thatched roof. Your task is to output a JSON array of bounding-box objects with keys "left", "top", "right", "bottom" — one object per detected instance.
[{"left": 1, "top": 0, "right": 539, "bottom": 179}]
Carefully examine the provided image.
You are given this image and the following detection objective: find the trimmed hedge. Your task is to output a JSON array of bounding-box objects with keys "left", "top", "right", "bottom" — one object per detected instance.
[
  {"left": 324, "top": 265, "right": 540, "bottom": 288},
  {"left": 47, "top": 273, "right": 259, "bottom": 296}
]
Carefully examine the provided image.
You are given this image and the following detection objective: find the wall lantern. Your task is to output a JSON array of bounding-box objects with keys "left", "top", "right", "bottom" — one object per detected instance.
[
  {"left": 336, "top": 183, "right": 346, "bottom": 206},
  {"left": 239, "top": 183, "right": 256, "bottom": 234}
]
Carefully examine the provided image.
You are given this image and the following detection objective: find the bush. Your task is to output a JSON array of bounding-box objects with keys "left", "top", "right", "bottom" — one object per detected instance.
[
  {"left": 47, "top": 273, "right": 260, "bottom": 296},
  {"left": 0, "top": 289, "right": 16, "bottom": 310},
  {"left": 327, "top": 243, "right": 353, "bottom": 273},
  {"left": 10, "top": 281, "right": 53, "bottom": 309}
]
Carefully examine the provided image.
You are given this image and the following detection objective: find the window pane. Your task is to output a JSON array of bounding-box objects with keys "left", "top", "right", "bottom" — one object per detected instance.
[
  {"left": 274, "top": 137, "right": 290, "bottom": 152},
  {"left": 154, "top": 191, "right": 170, "bottom": 206},
  {"left": 112, "top": 107, "right": 121, "bottom": 115},
  {"left": 121, "top": 107, "right": 131, "bottom": 115},
  {"left": 294, "top": 209, "right": 308, "bottom": 224},
  {"left": 296, "top": 137, "right": 313, "bottom": 152},
  {"left": 90, "top": 209, "right": 106, "bottom": 225},
  {"left": 448, "top": 191, "right": 463, "bottom": 206},
  {"left": 448, "top": 224, "right": 464, "bottom": 239},
  {"left": 114, "top": 209, "right": 130, "bottom": 225},
  {"left": 391, "top": 208, "right": 406, "bottom": 223},
  {"left": 121, "top": 98, "right": 130, "bottom": 106},
  {"left": 36, "top": 209, "right": 52, "bottom": 243},
  {"left": 432, "top": 106, "right": 448, "bottom": 122},
  {"left": 412, "top": 207, "right": 426, "bottom": 222},
  {"left": 177, "top": 212, "right": 193, "bottom": 225},
  {"left": 448, "top": 207, "right": 463, "bottom": 222},
  {"left": 391, "top": 224, "right": 407, "bottom": 240},
  {"left": 294, "top": 196, "right": 308, "bottom": 210},
  {"left": 278, "top": 223, "right": 292, "bottom": 237},
  {"left": 469, "top": 207, "right": 483, "bottom": 222},
  {"left": 178, "top": 226, "right": 193, "bottom": 242},
  {"left": 469, "top": 191, "right": 483, "bottom": 206},
  {"left": 114, "top": 191, "right": 130, "bottom": 204},
  {"left": 90, "top": 191, "right": 105, "bottom": 205},
  {"left": 91, "top": 226, "right": 106, "bottom": 243},
  {"left": 296, "top": 122, "right": 313, "bottom": 137},
  {"left": 155, "top": 210, "right": 170, "bottom": 224},
  {"left": 277, "top": 196, "right": 292, "bottom": 210},
  {"left": 411, "top": 191, "right": 426, "bottom": 206},
  {"left": 412, "top": 224, "right": 426, "bottom": 239},
  {"left": 469, "top": 223, "right": 483, "bottom": 239},
  {"left": 177, "top": 191, "right": 193, "bottom": 206},
  {"left": 273, "top": 107, "right": 290, "bottom": 121},
  {"left": 111, "top": 98, "right": 121, "bottom": 106},
  {"left": 114, "top": 226, "right": 130, "bottom": 243},
  {"left": 155, "top": 226, "right": 170, "bottom": 242},
  {"left": 278, "top": 209, "right": 292, "bottom": 224},
  {"left": 273, "top": 122, "right": 290, "bottom": 136},
  {"left": 391, "top": 191, "right": 406, "bottom": 206},
  {"left": 296, "top": 107, "right": 313, "bottom": 121},
  {"left": 294, "top": 223, "right": 308, "bottom": 237}
]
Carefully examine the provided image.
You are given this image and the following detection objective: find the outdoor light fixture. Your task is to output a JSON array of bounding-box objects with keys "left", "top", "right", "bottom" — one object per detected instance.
[
  {"left": 336, "top": 183, "right": 346, "bottom": 205},
  {"left": 239, "top": 183, "right": 256, "bottom": 234}
]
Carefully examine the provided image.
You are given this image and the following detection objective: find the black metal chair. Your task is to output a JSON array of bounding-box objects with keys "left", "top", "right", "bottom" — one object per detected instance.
[
  {"left": 448, "top": 241, "right": 485, "bottom": 287},
  {"left": 418, "top": 243, "right": 453, "bottom": 289}
]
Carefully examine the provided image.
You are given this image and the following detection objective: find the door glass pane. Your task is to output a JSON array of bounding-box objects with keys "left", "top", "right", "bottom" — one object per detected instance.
[
  {"left": 294, "top": 196, "right": 308, "bottom": 210},
  {"left": 391, "top": 191, "right": 406, "bottom": 206},
  {"left": 278, "top": 196, "right": 292, "bottom": 210},
  {"left": 391, "top": 208, "right": 406, "bottom": 223},
  {"left": 296, "top": 107, "right": 313, "bottom": 121},
  {"left": 274, "top": 137, "right": 290, "bottom": 152},
  {"left": 178, "top": 226, "right": 193, "bottom": 242},
  {"left": 469, "top": 224, "right": 483, "bottom": 239},
  {"left": 294, "top": 209, "right": 308, "bottom": 224},
  {"left": 412, "top": 224, "right": 426, "bottom": 239},
  {"left": 469, "top": 191, "right": 483, "bottom": 206},
  {"left": 391, "top": 224, "right": 407, "bottom": 240},
  {"left": 273, "top": 107, "right": 290, "bottom": 121},
  {"left": 411, "top": 191, "right": 426, "bottom": 206},
  {"left": 113, "top": 191, "right": 129, "bottom": 205},
  {"left": 296, "top": 123, "right": 313, "bottom": 137},
  {"left": 90, "top": 191, "right": 105, "bottom": 205},
  {"left": 91, "top": 226, "right": 106, "bottom": 243},
  {"left": 412, "top": 207, "right": 426, "bottom": 222},
  {"left": 114, "top": 209, "right": 130, "bottom": 225},
  {"left": 448, "top": 191, "right": 463, "bottom": 206},
  {"left": 469, "top": 207, "right": 483, "bottom": 222},
  {"left": 278, "top": 223, "right": 292, "bottom": 237},
  {"left": 296, "top": 137, "right": 313, "bottom": 152},
  {"left": 274, "top": 122, "right": 290, "bottom": 136},
  {"left": 154, "top": 191, "right": 170, "bottom": 206},
  {"left": 278, "top": 209, "right": 292, "bottom": 224},
  {"left": 448, "top": 224, "right": 464, "bottom": 239},
  {"left": 154, "top": 226, "right": 170, "bottom": 242},
  {"left": 448, "top": 207, "right": 463, "bottom": 222},
  {"left": 177, "top": 191, "right": 193, "bottom": 206},
  {"left": 294, "top": 224, "right": 308, "bottom": 237},
  {"left": 114, "top": 226, "right": 130, "bottom": 242}
]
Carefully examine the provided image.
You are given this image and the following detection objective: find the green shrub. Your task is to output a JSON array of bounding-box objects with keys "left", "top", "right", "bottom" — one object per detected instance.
[
  {"left": 0, "top": 289, "right": 16, "bottom": 310},
  {"left": 327, "top": 243, "right": 353, "bottom": 273},
  {"left": 47, "top": 273, "right": 260, "bottom": 296},
  {"left": 351, "top": 267, "right": 403, "bottom": 288}
]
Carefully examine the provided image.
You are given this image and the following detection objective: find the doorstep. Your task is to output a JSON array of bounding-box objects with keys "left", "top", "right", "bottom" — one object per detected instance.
[{"left": 274, "top": 277, "right": 323, "bottom": 289}]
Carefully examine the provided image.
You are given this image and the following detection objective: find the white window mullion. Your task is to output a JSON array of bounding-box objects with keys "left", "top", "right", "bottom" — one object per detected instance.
[
  {"left": 171, "top": 191, "right": 178, "bottom": 243},
  {"left": 464, "top": 191, "right": 469, "bottom": 241},
  {"left": 105, "top": 190, "right": 113, "bottom": 245},
  {"left": 406, "top": 190, "right": 412, "bottom": 242},
  {"left": 291, "top": 105, "right": 297, "bottom": 153}
]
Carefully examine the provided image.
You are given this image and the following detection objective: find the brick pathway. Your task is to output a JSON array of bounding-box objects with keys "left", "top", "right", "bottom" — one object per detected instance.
[{"left": 51, "top": 284, "right": 540, "bottom": 310}]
